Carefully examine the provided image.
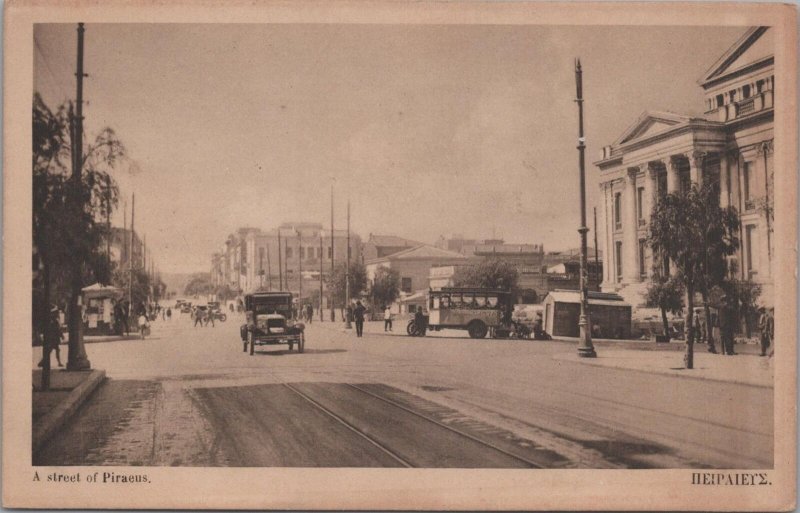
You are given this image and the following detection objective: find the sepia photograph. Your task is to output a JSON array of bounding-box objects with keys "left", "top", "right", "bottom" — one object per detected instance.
[{"left": 4, "top": 1, "right": 797, "bottom": 510}]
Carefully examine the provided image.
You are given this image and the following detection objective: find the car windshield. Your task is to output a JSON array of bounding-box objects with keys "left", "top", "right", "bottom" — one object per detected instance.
[{"left": 252, "top": 299, "right": 290, "bottom": 314}]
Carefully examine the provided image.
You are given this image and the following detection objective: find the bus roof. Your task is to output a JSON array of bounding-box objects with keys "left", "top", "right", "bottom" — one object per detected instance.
[{"left": 435, "top": 287, "right": 511, "bottom": 295}]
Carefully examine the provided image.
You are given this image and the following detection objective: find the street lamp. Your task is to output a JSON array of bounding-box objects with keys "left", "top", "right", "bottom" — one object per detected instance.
[{"left": 575, "top": 58, "right": 597, "bottom": 358}]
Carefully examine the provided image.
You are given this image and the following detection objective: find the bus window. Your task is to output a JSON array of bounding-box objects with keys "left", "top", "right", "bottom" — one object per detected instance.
[
  {"left": 487, "top": 296, "right": 498, "bottom": 308},
  {"left": 432, "top": 296, "right": 440, "bottom": 309},
  {"left": 440, "top": 295, "right": 450, "bottom": 309},
  {"left": 450, "top": 294, "right": 462, "bottom": 308},
  {"left": 465, "top": 293, "right": 478, "bottom": 308},
  {"left": 475, "top": 296, "right": 486, "bottom": 307}
]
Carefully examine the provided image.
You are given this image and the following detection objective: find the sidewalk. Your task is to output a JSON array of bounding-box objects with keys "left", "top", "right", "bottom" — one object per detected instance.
[
  {"left": 553, "top": 349, "right": 773, "bottom": 388},
  {"left": 32, "top": 368, "right": 106, "bottom": 453}
]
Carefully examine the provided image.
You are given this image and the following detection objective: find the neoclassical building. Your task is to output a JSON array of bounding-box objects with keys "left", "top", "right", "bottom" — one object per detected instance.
[{"left": 595, "top": 26, "right": 774, "bottom": 307}]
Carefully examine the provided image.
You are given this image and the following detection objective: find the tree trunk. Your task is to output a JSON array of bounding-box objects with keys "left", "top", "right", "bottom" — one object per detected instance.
[
  {"left": 66, "top": 263, "right": 90, "bottom": 371},
  {"left": 661, "top": 307, "right": 670, "bottom": 340},
  {"left": 700, "top": 284, "right": 717, "bottom": 353},
  {"left": 41, "top": 260, "right": 51, "bottom": 391},
  {"left": 684, "top": 284, "right": 695, "bottom": 369}
]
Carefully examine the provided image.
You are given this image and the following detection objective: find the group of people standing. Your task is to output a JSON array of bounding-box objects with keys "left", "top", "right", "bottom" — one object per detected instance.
[{"left": 693, "top": 303, "right": 775, "bottom": 357}]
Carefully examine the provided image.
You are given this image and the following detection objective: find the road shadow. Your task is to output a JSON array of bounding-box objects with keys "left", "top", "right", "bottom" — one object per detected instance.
[{"left": 253, "top": 348, "right": 347, "bottom": 356}]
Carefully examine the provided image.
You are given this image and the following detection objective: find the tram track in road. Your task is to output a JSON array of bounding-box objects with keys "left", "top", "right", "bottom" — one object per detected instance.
[
  {"left": 282, "top": 383, "right": 413, "bottom": 468},
  {"left": 343, "top": 383, "right": 547, "bottom": 469},
  {"left": 284, "top": 382, "right": 548, "bottom": 468}
]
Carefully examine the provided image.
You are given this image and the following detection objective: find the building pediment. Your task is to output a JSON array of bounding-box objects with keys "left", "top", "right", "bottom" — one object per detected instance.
[
  {"left": 699, "top": 27, "right": 771, "bottom": 87},
  {"left": 613, "top": 111, "right": 692, "bottom": 146}
]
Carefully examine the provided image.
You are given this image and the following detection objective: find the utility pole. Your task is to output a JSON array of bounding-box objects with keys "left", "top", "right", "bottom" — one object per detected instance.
[
  {"left": 297, "top": 229, "right": 302, "bottom": 299},
  {"left": 330, "top": 186, "right": 335, "bottom": 321},
  {"left": 67, "top": 22, "right": 90, "bottom": 370},
  {"left": 277, "top": 230, "right": 283, "bottom": 292},
  {"left": 259, "top": 247, "right": 264, "bottom": 289},
  {"left": 575, "top": 58, "right": 597, "bottom": 358},
  {"left": 267, "top": 244, "right": 272, "bottom": 291},
  {"left": 319, "top": 233, "right": 324, "bottom": 322},
  {"left": 106, "top": 173, "right": 111, "bottom": 280},
  {"left": 129, "top": 192, "right": 134, "bottom": 328},
  {"left": 345, "top": 199, "right": 352, "bottom": 329}
]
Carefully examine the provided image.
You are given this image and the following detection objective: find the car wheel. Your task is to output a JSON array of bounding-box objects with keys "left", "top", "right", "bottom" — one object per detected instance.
[
  {"left": 298, "top": 333, "right": 305, "bottom": 353},
  {"left": 407, "top": 320, "right": 416, "bottom": 336},
  {"left": 248, "top": 331, "right": 255, "bottom": 355}
]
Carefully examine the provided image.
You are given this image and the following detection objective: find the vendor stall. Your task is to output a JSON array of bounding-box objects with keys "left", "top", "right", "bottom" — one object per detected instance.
[{"left": 82, "top": 283, "right": 124, "bottom": 336}]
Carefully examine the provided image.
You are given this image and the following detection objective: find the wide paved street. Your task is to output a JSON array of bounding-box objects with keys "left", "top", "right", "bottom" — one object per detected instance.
[{"left": 34, "top": 313, "right": 773, "bottom": 469}]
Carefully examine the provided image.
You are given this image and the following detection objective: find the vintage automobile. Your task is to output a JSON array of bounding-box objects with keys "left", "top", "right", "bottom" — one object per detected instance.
[
  {"left": 240, "top": 292, "right": 305, "bottom": 355},
  {"left": 207, "top": 301, "right": 227, "bottom": 322}
]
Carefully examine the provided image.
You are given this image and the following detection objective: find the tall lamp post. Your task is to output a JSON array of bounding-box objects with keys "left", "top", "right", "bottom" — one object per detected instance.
[
  {"left": 67, "top": 22, "right": 91, "bottom": 371},
  {"left": 345, "top": 200, "right": 352, "bottom": 329},
  {"left": 575, "top": 58, "right": 597, "bottom": 358}
]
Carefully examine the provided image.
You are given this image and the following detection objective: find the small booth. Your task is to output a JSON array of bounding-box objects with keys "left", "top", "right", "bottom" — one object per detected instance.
[
  {"left": 82, "top": 283, "right": 123, "bottom": 336},
  {"left": 543, "top": 289, "right": 632, "bottom": 339}
]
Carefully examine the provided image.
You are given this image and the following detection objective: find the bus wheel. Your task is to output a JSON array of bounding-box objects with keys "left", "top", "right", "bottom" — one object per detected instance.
[
  {"left": 407, "top": 320, "right": 416, "bottom": 336},
  {"left": 468, "top": 321, "right": 488, "bottom": 339}
]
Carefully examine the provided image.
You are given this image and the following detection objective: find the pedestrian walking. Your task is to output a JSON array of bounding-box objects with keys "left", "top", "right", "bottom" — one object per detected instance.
[
  {"left": 306, "top": 304, "right": 313, "bottom": 324},
  {"left": 166, "top": 307, "right": 172, "bottom": 321},
  {"left": 383, "top": 305, "right": 393, "bottom": 332},
  {"left": 758, "top": 307, "right": 773, "bottom": 356},
  {"left": 353, "top": 300, "right": 366, "bottom": 337},
  {"left": 37, "top": 306, "right": 64, "bottom": 368},
  {"left": 710, "top": 309, "right": 721, "bottom": 353},
  {"left": 414, "top": 307, "right": 427, "bottom": 337},
  {"left": 194, "top": 307, "right": 204, "bottom": 327},
  {"left": 205, "top": 308, "right": 215, "bottom": 327},
  {"left": 719, "top": 295, "right": 737, "bottom": 356},
  {"left": 138, "top": 313, "right": 149, "bottom": 339}
]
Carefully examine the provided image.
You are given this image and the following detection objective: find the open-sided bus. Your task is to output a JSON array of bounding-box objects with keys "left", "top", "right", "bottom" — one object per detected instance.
[{"left": 414, "top": 287, "right": 514, "bottom": 339}]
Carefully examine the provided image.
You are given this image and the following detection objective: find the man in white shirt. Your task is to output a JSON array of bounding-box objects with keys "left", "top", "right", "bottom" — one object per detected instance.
[{"left": 384, "top": 306, "right": 393, "bottom": 332}]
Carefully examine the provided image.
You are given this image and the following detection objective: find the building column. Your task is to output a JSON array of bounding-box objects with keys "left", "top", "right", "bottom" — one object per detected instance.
[
  {"left": 756, "top": 142, "right": 772, "bottom": 279},
  {"left": 598, "top": 183, "right": 610, "bottom": 287},
  {"left": 644, "top": 163, "right": 658, "bottom": 277},
  {"left": 719, "top": 151, "right": 730, "bottom": 208},
  {"left": 665, "top": 157, "right": 680, "bottom": 193},
  {"left": 623, "top": 169, "right": 640, "bottom": 283},
  {"left": 688, "top": 151, "right": 706, "bottom": 188}
]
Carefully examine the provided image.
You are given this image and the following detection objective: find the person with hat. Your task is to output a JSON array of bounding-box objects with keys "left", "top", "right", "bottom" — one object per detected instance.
[
  {"left": 38, "top": 306, "right": 63, "bottom": 368},
  {"left": 758, "top": 306, "right": 774, "bottom": 357}
]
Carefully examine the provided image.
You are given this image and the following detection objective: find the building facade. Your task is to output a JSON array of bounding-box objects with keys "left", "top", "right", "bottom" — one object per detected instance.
[
  {"left": 362, "top": 234, "right": 424, "bottom": 261},
  {"left": 212, "top": 223, "right": 361, "bottom": 298},
  {"left": 365, "top": 245, "right": 467, "bottom": 296},
  {"left": 595, "top": 26, "right": 774, "bottom": 307}
]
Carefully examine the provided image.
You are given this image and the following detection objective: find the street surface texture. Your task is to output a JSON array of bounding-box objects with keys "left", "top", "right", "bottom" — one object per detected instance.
[{"left": 34, "top": 313, "right": 773, "bottom": 468}]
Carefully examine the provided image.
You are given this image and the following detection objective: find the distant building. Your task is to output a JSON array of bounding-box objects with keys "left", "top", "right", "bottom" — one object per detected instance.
[
  {"left": 212, "top": 223, "right": 361, "bottom": 298},
  {"left": 362, "top": 234, "right": 424, "bottom": 261},
  {"left": 365, "top": 245, "right": 467, "bottom": 296},
  {"left": 108, "top": 227, "right": 144, "bottom": 270},
  {"left": 595, "top": 26, "right": 775, "bottom": 307}
]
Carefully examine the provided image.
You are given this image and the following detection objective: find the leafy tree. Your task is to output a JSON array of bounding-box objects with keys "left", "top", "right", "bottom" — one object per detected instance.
[
  {"left": 327, "top": 261, "right": 367, "bottom": 308},
  {"left": 645, "top": 274, "right": 685, "bottom": 339},
  {"left": 33, "top": 93, "right": 123, "bottom": 373},
  {"left": 695, "top": 185, "right": 740, "bottom": 350},
  {"left": 452, "top": 259, "right": 519, "bottom": 292},
  {"left": 370, "top": 266, "right": 400, "bottom": 308},
  {"left": 184, "top": 273, "right": 214, "bottom": 297},
  {"left": 648, "top": 184, "right": 739, "bottom": 368},
  {"left": 214, "top": 283, "right": 236, "bottom": 301}
]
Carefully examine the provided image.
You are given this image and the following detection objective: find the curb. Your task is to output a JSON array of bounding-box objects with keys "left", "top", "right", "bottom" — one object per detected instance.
[
  {"left": 32, "top": 369, "right": 106, "bottom": 453},
  {"left": 552, "top": 353, "right": 773, "bottom": 389}
]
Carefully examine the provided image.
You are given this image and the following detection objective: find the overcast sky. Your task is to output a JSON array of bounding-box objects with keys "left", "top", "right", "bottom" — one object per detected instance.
[{"left": 34, "top": 23, "right": 744, "bottom": 273}]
